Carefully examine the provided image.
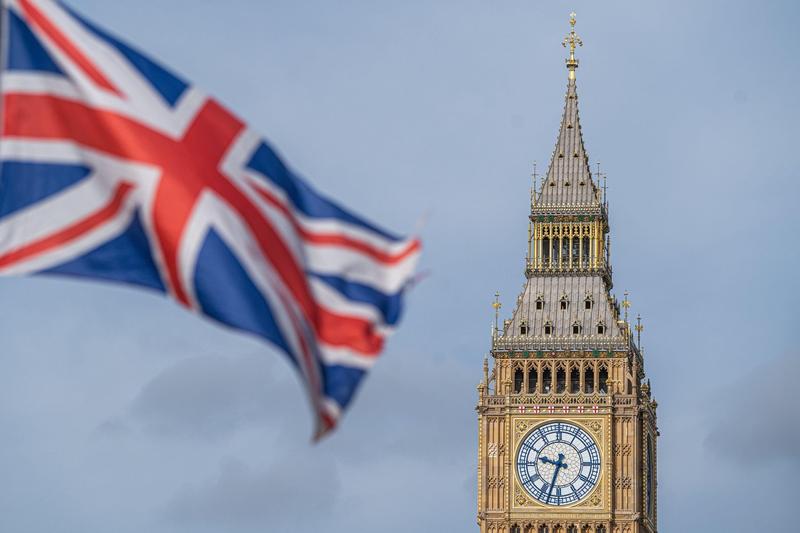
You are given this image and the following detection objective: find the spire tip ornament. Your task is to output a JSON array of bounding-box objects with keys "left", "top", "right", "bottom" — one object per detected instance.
[
  {"left": 562, "top": 11, "right": 583, "bottom": 80},
  {"left": 492, "top": 292, "right": 502, "bottom": 337}
]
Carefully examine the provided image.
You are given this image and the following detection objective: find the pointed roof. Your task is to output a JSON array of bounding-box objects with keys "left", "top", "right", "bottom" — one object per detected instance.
[
  {"left": 535, "top": 13, "right": 602, "bottom": 208},
  {"left": 536, "top": 78, "right": 602, "bottom": 206}
]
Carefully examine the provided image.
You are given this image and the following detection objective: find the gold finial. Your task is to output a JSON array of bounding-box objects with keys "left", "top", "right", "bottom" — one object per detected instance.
[
  {"left": 562, "top": 11, "right": 583, "bottom": 80},
  {"left": 635, "top": 313, "right": 644, "bottom": 348},
  {"left": 492, "top": 292, "right": 502, "bottom": 337},
  {"left": 622, "top": 290, "right": 630, "bottom": 323}
]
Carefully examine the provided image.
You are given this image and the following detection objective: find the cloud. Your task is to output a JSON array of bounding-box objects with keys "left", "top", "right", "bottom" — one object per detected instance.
[
  {"left": 704, "top": 354, "right": 800, "bottom": 467},
  {"left": 161, "top": 456, "right": 339, "bottom": 530},
  {"left": 324, "top": 351, "right": 478, "bottom": 468},
  {"left": 113, "top": 355, "right": 299, "bottom": 442}
]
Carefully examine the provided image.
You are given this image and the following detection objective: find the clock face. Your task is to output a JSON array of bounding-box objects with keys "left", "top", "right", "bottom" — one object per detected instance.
[{"left": 516, "top": 421, "right": 601, "bottom": 506}]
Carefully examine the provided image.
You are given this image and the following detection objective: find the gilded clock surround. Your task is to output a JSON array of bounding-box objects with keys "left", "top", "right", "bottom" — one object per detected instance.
[
  {"left": 513, "top": 418, "right": 606, "bottom": 509},
  {"left": 476, "top": 14, "right": 659, "bottom": 533}
]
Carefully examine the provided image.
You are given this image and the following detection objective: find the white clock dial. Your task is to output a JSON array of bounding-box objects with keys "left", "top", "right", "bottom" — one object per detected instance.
[{"left": 516, "top": 421, "right": 601, "bottom": 506}]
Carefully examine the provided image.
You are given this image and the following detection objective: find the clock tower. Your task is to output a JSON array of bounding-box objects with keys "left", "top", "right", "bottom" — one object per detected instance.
[{"left": 476, "top": 14, "right": 659, "bottom": 533}]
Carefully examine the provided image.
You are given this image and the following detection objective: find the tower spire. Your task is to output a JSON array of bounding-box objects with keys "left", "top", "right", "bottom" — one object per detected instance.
[{"left": 562, "top": 12, "right": 583, "bottom": 80}]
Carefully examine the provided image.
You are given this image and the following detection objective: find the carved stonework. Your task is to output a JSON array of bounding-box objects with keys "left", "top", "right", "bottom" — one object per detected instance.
[
  {"left": 515, "top": 486, "right": 531, "bottom": 506},
  {"left": 613, "top": 443, "right": 632, "bottom": 456},
  {"left": 488, "top": 442, "right": 499, "bottom": 457},
  {"left": 613, "top": 477, "right": 632, "bottom": 489},
  {"left": 487, "top": 476, "right": 505, "bottom": 489}
]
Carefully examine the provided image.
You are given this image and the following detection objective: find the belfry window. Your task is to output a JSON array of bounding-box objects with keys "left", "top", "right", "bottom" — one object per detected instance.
[
  {"left": 599, "top": 366, "right": 609, "bottom": 394},
  {"left": 597, "top": 322, "right": 606, "bottom": 335},
  {"left": 572, "top": 322, "right": 582, "bottom": 335},
  {"left": 567, "top": 526, "right": 578, "bottom": 533},
  {"left": 561, "top": 237, "right": 570, "bottom": 264},
  {"left": 542, "top": 237, "right": 550, "bottom": 264},
  {"left": 544, "top": 321, "right": 553, "bottom": 335},
  {"left": 511, "top": 525, "right": 521, "bottom": 533},
  {"left": 584, "top": 365, "right": 595, "bottom": 393},
  {"left": 536, "top": 296, "right": 544, "bottom": 310},
  {"left": 556, "top": 366, "right": 566, "bottom": 393},
  {"left": 520, "top": 322, "right": 529, "bottom": 335},
  {"left": 513, "top": 367, "right": 524, "bottom": 394},
  {"left": 538, "top": 526, "right": 549, "bottom": 533},
  {"left": 542, "top": 366, "right": 553, "bottom": 393},
  {"left": 582, "top": 236, "right": 590, "bottom": 266},
  {"left": 571, "top": 236, "right": 579, "bottom": 266},
  {"left": 552, "top": 237, "right": 560, "bottom": 265},
  {"left": 570, "top": 367, "right": 580, "bottom": 393},
  {"left": 596, "top": 527, "right": 606, "bottom": 533},
  {"left": 527, "top": 366, "right": 537, "bottom": 393}
]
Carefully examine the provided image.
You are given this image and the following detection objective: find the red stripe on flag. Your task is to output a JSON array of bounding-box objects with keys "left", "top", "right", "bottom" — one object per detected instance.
[
  {"left": 250, "top": 181, "right": 421, "bottom": 265},
  {"left": 0, "top": 182, "right": 133, "bottom": 269},
  {"left": 317, "top": 308, "right": 384, "bottom": 356},
  {"left": 19, "top": 0, "right": 122, "bottom": 96}
]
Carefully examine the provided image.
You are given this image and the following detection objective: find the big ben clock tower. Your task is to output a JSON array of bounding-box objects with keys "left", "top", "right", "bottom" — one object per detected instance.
[{"left": 476, "top": 14, "right": 659, "bottom": 533}]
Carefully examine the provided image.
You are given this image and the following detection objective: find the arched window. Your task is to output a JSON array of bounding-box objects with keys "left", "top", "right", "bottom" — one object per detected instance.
[
  {"left": 561, "top": 236, "right": 570, "bottom": 264},
  {"left": 584, "top": 365, "right": 595, "bottom": 393},
  {"left": 510, "top": 525, "right": 521, "bottom": 533},
  {"left": 542, "top": 366, "right": 553, "bottom": 394},
  {"left": 599, "top": 365, "right": 608, "bottom": 394},
  {"left": 544, "top": 321, "right": 553, "bottom": 336},
  {"left": 514, "top": 367, "right": 524, "bottom": 394},
  {"left": 560, "top": 296, "right": 569, "bottom": 310},
  {"left": 538, "top": 526, "right": 549, "bottom": 533},
  {"left": 567, "top": 526, "right": 578, "bottom": 533},
  {"left": 570, "top": 367, "right": 580, "bottom": 393},
  {"left": 536, "top": 296, "right": 545, "bottom": 310},
  {"left": 520, "top": 321, "right": 529, "bottom": 335},
  {"left": 572, "top": 322, "right": 582, "bottom": 335},
  {"left": 552, "top": 237, "right": 560, "bottom": 265},
  {"left": 597, "top": 322, "right": 606, "bottom": 335},
  {"left": 584, "top": 296, "right": 593, "bottom": 310},
  {"left": 571, "top": 236, "right": 579, "bottom": 266},
  {"left": 596, "top": 526, "right": 606, "bottom": 533},
  {"left": 556, "top": 366, "right": 566, "bottom": 393},
  {"left": 527, "top": 366, "right": 538, "bottom": 393},
  {"left": 582, "top": 236, "right": 590, "bottom": 266},
  {"left": 542, "top": 237, "right": 550, "bottom": 265}
]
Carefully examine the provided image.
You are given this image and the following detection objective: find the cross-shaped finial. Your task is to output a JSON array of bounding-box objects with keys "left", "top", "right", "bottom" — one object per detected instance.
[
  {"left": 635, "top": 314, "right": 644, "bottom": 348},
  {"left": 622, "top": 290, "right": 630, "bottom": 323},
  {"left": 562, "top": 12, "right": 583, "bottom": 79},
  {"left": 492, "top": 291, "right": 502, "bottom": 337}
]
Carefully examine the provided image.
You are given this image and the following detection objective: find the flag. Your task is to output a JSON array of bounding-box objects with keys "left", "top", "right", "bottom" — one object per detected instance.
[{"left": 0, "top": 0, "right": 421, "bottom": 439}]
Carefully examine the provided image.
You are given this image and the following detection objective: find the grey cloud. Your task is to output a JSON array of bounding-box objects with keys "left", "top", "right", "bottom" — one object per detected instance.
[
  {"left": 162, "top": 456, "right": 339, "bottom": 530},
  {"left": 704, "top": 354, "right": 800, "bottom": 467},
  {"left": 325, "top": 351, "right": 477, "bottom": 467},
  {"left": 122, "top": 355, "right": 297, "bottom": 441}
]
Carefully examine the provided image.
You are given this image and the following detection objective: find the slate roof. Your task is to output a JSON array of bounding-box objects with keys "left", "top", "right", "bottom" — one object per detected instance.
[
  {"left": 535, "top": 78, "right": 603, "bottom": 207},
  {"left": 495, "top": 69, "right": 628, "bottom": 351}
]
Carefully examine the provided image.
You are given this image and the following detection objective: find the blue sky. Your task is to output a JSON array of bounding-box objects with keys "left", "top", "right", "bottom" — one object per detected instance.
[{"left": 1, "top": 1, "right": 799, "bottom": 531}]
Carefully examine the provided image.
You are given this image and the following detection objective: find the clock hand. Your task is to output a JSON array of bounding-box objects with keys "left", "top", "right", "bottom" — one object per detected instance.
[
  {"left": 545, "top": 462, "right": 561, "bottom": 503},
  {"left": 544, "top": 453, "right": 569, "bottom": 504}
]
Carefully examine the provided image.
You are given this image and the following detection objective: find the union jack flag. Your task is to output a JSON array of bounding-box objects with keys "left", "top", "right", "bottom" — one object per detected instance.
[{"left": 0, "top": 0, "right": 421, "bottom": 439}]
